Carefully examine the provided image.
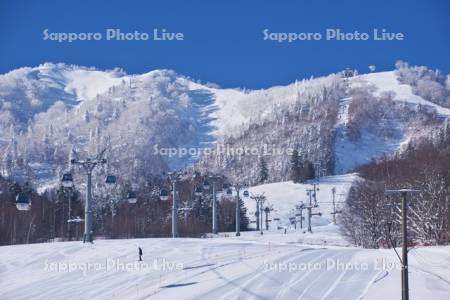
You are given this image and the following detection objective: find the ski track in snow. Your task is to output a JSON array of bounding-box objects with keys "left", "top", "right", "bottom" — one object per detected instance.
[{"left": 1, "top": 236, "right": 449, "bottom": 300}]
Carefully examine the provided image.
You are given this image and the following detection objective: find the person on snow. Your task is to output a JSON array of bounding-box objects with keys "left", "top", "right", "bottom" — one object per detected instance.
[{"left": 138, "top": 246, "right": 143, "bottom": 261}]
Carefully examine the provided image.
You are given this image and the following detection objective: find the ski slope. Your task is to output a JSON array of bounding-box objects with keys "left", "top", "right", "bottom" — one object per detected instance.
[
  {"left": 356, "top": 71, "right": 450, "bottom": 117},
  {"left": 333, "top": 70, "right": 450, "bottom": 174},
  {"left": 244, "top": 174, "right": 357, "bottom": 246},
  {"left": 1, "top": 233, "right": 449, "bottom": 300},
  {"left": 1, "top": 177, "right": 449, "bottom": 299}
]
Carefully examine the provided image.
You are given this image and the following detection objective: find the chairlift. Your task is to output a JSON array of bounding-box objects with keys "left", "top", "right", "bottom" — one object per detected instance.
[
  {"left": 105, "top": 175, "right": 117, "bottom": 185},
  {"left": 61, "top": 173, "right": 74, "bottom": 188},
  {"left": 16, "top": 192, "right": 31, "bottom": 211},
  {"left": 243, "top": 190, "right": 249, "bottom": 197},
  {"left": 194, "top": 187, "right": 203, "bottom": 197},
  {"left": 127, "top": 191, "right": 137, "bottom": 204},
  {"left": 159, "top": 189, "right": 169, "bottom": 201},
  {"left": 202, "top": 180, "right": 210, "bottom": 190}
]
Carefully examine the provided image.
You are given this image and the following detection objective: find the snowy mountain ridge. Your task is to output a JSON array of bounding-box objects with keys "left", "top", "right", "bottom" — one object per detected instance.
[
  {"left": 2, "top": 62, "right": 447, "bottom": 135},
  {"left": 0, "top": 62, "right": 344, "bottom": 137},
  {"left": 0, "top": 62, "right": 448, "bottom": 191}
]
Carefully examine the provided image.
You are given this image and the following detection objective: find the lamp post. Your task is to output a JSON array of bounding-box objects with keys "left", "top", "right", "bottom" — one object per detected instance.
[
  {"left": 234, "top": 185, "right": 246, "bottom": 236},
  {"left": 172, "top": 176, "right": 178, "bottom": 238},
  {"left": 295, "top": 202, "right": 305, "bottom": 229},
  {"left": 229, "top": 184, "right": 247, "bottom": 236},
  {"left": 305, "top": 189, "right": 314, "bottom": 232},
  {"left": 61, "top": 173, "right": 74, "bottom": 241},
  {"left": 235, "top": 188, "right": 241, "bottom": 236},
  {"left": 70, "top": 150, "right": 107, "bottom": 243},
  {"left": 204, "top": 175, "right": 222, "bottom": 235},
  {"left": 160, "top": 171, "right": 185, "bottom": 238},
  {"left": 250, "top": 193, "right": 266, "bottom": 235},
  {"left": 264, "top": 206, "right": 272, "bottom": 230},
  {"left": 105, "top": 175, "right": 118, "bottom": 238},
  {"left": 255, "top": 201, "right": 260, "bottom": 231},
  {"left": 311, "top": 182, "right": 319, "bottom": 207},
  {"left": 305, "top": 189, "right": 322, "bottom": 233},
  {"left": 126, "top": 190, "right": 138, "bottom": 237},
  {"left": 331, "top": 187, "right": 337, "bottom": 224},
  {"left": 385, "top": 188, "right": 420, "bottom": 300},
  {"left": 259, "top": 196, "right": 265, "bottom": 235}
]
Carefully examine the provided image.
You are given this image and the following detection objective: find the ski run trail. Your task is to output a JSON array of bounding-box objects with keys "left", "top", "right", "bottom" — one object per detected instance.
[
  {"left": 1, "top": 175, "right": 449, "bottom": 299},
  {"left": 1, "top": 234, "right": 449, "bottom": 300}
]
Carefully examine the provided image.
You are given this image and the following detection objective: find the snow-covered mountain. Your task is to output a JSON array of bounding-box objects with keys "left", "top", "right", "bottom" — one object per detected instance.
[{"left": 0, "top": 62, "right": 448, "bottom": 191}]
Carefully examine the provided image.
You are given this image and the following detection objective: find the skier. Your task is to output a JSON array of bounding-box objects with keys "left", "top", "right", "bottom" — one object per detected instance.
[
  {"left": 284, "top": 228, "right": 287, "bottom": 234},
  {"left": 138, "top": 246, "right": 143, "bottom": 261}
]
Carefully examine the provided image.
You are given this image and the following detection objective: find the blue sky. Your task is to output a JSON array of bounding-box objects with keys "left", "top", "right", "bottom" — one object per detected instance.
[{"left": 0, "top": 0, "right": 449, "bottom": 88}]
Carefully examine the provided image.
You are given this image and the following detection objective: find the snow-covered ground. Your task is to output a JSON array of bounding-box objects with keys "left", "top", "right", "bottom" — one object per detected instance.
[
  {"left": 1, "top": 233, "right": 449, "bottom": 300},
  {"left": 1, "top": 174, "right": 449, "bottom": 299},
  {"left": 244, "top": 174, "right": 357, "bottom": 246}
]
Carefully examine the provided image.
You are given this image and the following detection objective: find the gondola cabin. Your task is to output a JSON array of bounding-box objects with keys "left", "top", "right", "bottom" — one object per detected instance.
[
  {"left": 202, "top": 180, "right": 210, "bottom": 190},
  {"left": 127, "top": 191, "right": 137, "bottom": 204},
  {"left": 105, "top": 175, "right": 117, "bottom": 185},
  {"left": 194, "top": 187, "right": 203, "bottom": 197},
  {"left": 159, "top": 189, "right": 169, "bottom": 201},
  {"left": 61, "top": 173, "right": 74, "bottom": 188},
  {"left": 16, "top": 192, "right": 31, "bottom": 211}
]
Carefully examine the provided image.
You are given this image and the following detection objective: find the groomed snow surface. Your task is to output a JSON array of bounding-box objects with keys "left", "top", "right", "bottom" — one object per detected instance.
[
  {"left": 1, "top": 233, "right": 449, "bottom": 300},
  {"left": 1, "top": 174, "right": 449, "bottom": 299}
]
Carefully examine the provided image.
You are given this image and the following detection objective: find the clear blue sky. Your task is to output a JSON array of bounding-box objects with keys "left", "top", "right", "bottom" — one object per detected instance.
[{"left": 0, "top": 0, "right": 449, "bottom": 88}]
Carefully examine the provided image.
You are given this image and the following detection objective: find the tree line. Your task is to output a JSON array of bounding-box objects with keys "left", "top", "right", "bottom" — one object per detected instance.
[
  {"left": 0, "top": 173, "right": 249, "bottom": 246},
  {"left": 340, "top": 135, "right": 450, "bottom": 248}
]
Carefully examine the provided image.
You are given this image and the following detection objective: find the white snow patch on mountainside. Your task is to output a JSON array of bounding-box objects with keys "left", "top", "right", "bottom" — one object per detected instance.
[
  {"left": 333, "top": 71, "right": 447, "bottom": 174},
  {"left": 188, "top": 75, "right": 341, "bottom": 136},
  {"left": 334, "top": 127, "right": 404, "bottom": 174},
  {"left": 355, "top": 71, "right": 450, "bottom": 117},
  {"left": 60, "top": 66, "right": 126, "bottom": 101}
]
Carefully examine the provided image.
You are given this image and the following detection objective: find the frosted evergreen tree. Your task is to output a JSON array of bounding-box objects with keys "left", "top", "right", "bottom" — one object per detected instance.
[
  {"left": 258, "top": 157, "right": 269, "bottom": 184},
  {"left": 84, "top": 110, "right": 90, "bottom": 123},
  {"left": 290, "top": 150, "right": 302, "bottom": 183},
  {"left": 304, "top": 160, "right": 315, "bottom": 180}
]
